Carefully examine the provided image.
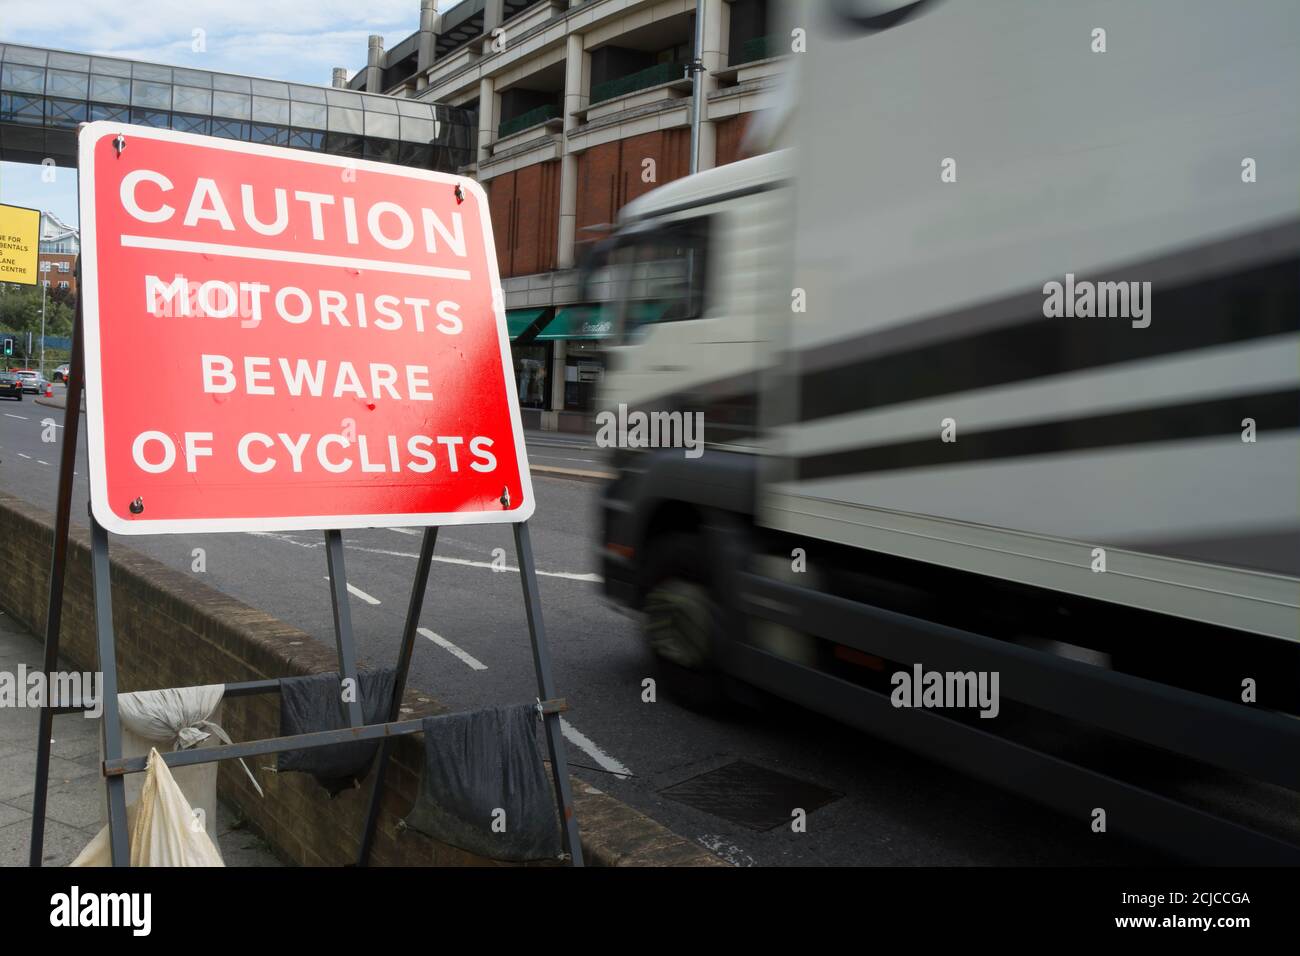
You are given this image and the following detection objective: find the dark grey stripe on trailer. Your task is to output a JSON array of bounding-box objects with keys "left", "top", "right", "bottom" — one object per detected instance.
[
  {"left": 787, "top": 230, "right": 1300, "bottom": 425},
  {"left": 793, "top": 387, "right": 1300, "bottom": 481},
  {"left": 793, "top": 220, "right": 1300, "bottom": 377},
  {"left": 1116, "top": 528, "right": 1300, "bottom": 578}
]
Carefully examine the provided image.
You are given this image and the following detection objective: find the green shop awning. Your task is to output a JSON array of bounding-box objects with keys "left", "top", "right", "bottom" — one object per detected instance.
[
  {"left": 527, "top": 302, "right": 675, "bottom": 341},
  {"left": 537, "top": 305, "right": 614, "bottom": 341},
  {"left": 506, "top": 307, "right": 549, "bottom": 340}
]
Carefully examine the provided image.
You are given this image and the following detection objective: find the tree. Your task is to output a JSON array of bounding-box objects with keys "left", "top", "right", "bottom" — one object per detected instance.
[
  {"left": 49, "top": 284, "right": 78, "bottom": 316},
  {"left": 0, "top": 283, "right": 75, "bottom": 346}
]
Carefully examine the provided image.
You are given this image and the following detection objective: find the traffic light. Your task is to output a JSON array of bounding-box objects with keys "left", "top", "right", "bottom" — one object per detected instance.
[{"left": 2, "top": 336, "right": 13, "bottom": 358}]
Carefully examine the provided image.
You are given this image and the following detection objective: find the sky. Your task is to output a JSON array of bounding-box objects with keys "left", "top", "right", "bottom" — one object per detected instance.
[{"left": 0, "top": 0, "right": 467, "bottom": 225}]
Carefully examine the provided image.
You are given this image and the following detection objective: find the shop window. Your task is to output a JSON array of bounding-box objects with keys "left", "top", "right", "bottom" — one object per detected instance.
[
  {"left": 564, "top": 339, "right": 604, "bottom": 412},
  {"left": 513, "top": 343, "right": 550, "bottom": 410}
]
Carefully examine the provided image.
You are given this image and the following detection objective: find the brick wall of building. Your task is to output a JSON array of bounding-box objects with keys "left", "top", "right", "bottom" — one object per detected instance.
[
  {"left": 574, "top": 129, "right": 691, "bottom": 249},
  {"left": 486, "top": 160, "right": 562, "bottom": 278},
  {"left": 37, "top": 253, "right": 78, "bottom": 294},
  {"left": 714, "top": 112, "right": 754, "bottom": 168},
  {"left": 487, "top": 170, "right": 517, "bottom": 275}
]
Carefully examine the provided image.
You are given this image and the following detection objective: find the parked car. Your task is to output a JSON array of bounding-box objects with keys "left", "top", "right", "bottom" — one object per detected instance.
[
  {"left": 11, "top": 369, "right": 48, "bottom": 394},
  {"left": 52, "top": 364, "right": 70, "bottom": 383},
  {"left": 0, "top": 371, "right": 23, "bottom": 401}
]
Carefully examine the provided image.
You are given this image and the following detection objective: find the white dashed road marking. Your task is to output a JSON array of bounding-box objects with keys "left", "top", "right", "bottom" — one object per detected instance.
[
  {"left": 250, "top": 531, "right": 318, "bottom": 549},
  {"left": 417, "top": 627, "right": 487, "bottom": 671},
  {"left": 356, "top": 545, "right": 601, "bottom": 582},
  {"left": 560, "top": 718, "right": 632, "bottom": 779},
  {"left": 4, "top": 414, "right": 28, "bottom": 420},
  {"left": 322, "top": 576, "right": 381, "bottom": 605},
  {"left": 249, "top": 532, "right": 601, "bottom": 581}
]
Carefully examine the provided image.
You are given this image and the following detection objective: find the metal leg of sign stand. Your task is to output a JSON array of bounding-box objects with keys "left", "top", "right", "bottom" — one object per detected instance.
[
  {"left": 514, "top": 521, "right": 584, "bottom": 866},
  {"left": 34, "top": 519, "right": 581, "bottom": 867},
  {"left": 29, "top": 295, "right": 86, "bottom": 867},
  {"left": 324, "top": 530, "right": 365, "bottom": 730},
  {"left": 356, "top": 526, "right": 438, "bottom": 866},
  {"left": 90, "top": 516, "right": 132, "bottom": 866},
  {"left": 355, "top": 522, "right": 583, "bottom": 866}
]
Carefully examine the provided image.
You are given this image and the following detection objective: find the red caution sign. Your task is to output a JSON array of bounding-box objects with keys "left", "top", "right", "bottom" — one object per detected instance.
[{"left": 78, "top": 122, "right": 532, "bottom": 534}]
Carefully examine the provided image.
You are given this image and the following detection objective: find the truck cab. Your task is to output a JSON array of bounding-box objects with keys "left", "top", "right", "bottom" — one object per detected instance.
[{"left": 592, "top": 150, "right": 788, "bottom": 615}]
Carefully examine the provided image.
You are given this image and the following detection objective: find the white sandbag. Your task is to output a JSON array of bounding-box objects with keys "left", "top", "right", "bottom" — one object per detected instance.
[
  {"left": 96, "top": 685, "right": 263, "bottom": 856},
  {"left": 118, "top": 688, "right": 225, "bottom": 844},
  {"left": 71, "top": 749, "right": 224, "bottom": 867},
  {"left": 120, "top": 722, "right": 219, "bottom": 846},
  {"left": 119, "top": 685, "right": 225, "bottom": 750}
]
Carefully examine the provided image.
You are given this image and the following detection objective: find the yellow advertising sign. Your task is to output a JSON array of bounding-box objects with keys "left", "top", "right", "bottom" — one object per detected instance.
[{"left": 0, "top": 203, "right": 41, "bottom": 286}]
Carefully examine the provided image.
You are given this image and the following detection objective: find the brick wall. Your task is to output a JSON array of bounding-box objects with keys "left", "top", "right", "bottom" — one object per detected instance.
[
  {"left": 37, "top": 253, "right": 78, "bottom": 294},
  {"left": 714, "top": 113, "right": 755, "bottom": 168},
  {"left": 575, "top": 129, "right": 691, "bottom": 250},
  {"left": 488, "top": 170, "right": 516, "bottom": 277},
  {"left": 485, "top": 160, "right": 562, "bottom": 278},
  {"left": 0, "top": 491, "right": 723, "bottom": 867}
]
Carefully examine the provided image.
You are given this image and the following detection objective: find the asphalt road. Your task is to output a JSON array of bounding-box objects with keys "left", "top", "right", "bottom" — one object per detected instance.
[{"left": 0, "top": 393, "right": 1178, "bottom": 866}]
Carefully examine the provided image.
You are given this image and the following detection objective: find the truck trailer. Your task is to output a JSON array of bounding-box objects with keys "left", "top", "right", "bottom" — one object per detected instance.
[{"left": 590, "top": 0, "right": 1300, "bottom": 863}]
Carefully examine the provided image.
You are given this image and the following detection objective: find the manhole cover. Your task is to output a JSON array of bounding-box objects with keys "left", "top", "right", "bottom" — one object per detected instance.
[{"left": 659, "top": 760, "right": 841, "bottom": 831}]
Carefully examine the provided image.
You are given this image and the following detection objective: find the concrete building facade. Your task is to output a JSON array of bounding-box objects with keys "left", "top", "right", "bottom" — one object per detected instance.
[{"left": 347, "top": 0, "right": 787, "bottom": 431}]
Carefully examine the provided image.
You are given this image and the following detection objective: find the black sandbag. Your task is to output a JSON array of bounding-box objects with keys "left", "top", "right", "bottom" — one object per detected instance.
[
  {"left": 276, "top": 669, "right": 396, "bottom": 796},
  {"left": 403, "top": 704, "right": 563, "bottom": 862}
]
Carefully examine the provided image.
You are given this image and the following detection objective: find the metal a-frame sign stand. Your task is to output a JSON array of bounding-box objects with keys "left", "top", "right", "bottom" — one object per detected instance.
[{"left": 29, "top": 274, "right": 584, "bottom": 867}]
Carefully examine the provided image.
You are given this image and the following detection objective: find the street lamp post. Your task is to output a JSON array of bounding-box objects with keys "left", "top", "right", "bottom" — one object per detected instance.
[
  {"left": 688, "top": 0, "right": 706, "bottom": 175},
  {"left": 39, "top": 280, "right": 46, "bottom": 376}
]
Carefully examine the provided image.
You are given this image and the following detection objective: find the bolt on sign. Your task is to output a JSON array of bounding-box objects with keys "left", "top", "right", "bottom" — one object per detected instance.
[
  {"left": 0, "top": 202, "right": 41, "bottom": 286},
  {"left": 77, "top": 122, "right": 533, "bottom": 534}
]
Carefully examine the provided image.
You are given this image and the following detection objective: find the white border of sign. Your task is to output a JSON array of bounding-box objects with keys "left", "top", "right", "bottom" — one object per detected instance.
[{"left": 77, "top": 121, "right": 535, "bottom": 535}]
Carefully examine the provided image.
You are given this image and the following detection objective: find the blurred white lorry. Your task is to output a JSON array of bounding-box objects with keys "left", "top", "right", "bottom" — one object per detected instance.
[{"left": 590, "top": 0, "right": 1300, "bottom": 862}]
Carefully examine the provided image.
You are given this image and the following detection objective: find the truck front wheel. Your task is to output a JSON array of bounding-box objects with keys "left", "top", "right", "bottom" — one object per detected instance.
[{"left": 641, "top": 532, "right": 729, "bottom": 709}]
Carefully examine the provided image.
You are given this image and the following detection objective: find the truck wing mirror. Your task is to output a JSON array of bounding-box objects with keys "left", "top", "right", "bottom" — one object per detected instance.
[{"left": 576, "top": 236, "right": 619, "bottom": 301}]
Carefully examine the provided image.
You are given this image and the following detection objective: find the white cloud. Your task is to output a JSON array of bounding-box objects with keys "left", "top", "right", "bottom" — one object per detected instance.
[
  {"left": 0, "top": 0, "right": 444, "bottom": 218},
  {"left": 0, "top": 162, "right": 78, "bottom": 227},
  {"left": 1, "top": 0, "right": 422, "bottom": 84}
]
